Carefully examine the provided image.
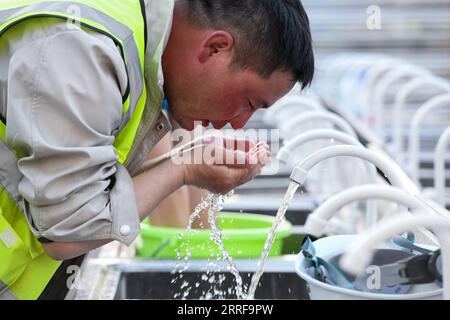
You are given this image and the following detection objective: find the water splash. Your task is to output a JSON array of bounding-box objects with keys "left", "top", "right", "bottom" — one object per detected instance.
[
  {"left": 173, "top": 181, "right": 298, "bottom": 300},
  {"left": 186, "top": 193, "right": 216, "bottom": 232},
  {"left": 247, "top": 181, "right": 299, "bottom": 299},
  {"left": 206, "top": 193, "right": 246, "bottom": 299},
  {"left": 173, "top": 191, "right": 246, "bottom": 299}
]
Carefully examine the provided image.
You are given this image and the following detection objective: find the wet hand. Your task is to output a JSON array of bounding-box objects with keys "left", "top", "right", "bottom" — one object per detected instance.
[{"left": 182, "top": 138, "right": 271, "bottom": 194}]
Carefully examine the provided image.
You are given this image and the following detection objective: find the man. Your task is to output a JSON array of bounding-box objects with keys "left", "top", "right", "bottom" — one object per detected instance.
[{"left": 0, "top": 0, "right": 314, "bottom": 299}]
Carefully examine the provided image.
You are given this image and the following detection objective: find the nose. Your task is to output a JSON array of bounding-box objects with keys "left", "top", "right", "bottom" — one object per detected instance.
[{"left": 229, "top": 110, "right": 254, "bottom": 129}]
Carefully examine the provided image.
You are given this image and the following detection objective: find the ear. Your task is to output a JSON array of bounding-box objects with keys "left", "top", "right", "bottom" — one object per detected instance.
[{"left": 198, "top": 31, "right": 234, "bottom": 63}]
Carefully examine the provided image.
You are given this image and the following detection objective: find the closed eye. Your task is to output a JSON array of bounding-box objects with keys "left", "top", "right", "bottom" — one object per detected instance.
[
  {"left": 247, "top": 99, "right": 255, "bottom": 110},
  {"left": 249, "top": 99, "right": 270, "bottom": 110},
  {"left": 248, "top": 99, "right": 256, "bottom": 111}
]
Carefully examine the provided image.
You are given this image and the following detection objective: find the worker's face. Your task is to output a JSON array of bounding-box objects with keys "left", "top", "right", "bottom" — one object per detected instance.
[
  {"left": 167, "top": 66, "right": 294, "bottom": 131},
  {"left": 161, "top": 8, "right": 295, "bottom": 131}
]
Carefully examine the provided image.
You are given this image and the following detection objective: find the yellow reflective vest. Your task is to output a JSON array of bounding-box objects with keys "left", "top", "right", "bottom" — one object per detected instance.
[{"left": 0, "top": 0, "right": 156, "bottom": 299}]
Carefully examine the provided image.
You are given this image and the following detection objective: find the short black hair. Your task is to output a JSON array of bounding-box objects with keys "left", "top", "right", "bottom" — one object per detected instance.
[{"left": 178, "top": 0, "right": 315, "bottom": 89}]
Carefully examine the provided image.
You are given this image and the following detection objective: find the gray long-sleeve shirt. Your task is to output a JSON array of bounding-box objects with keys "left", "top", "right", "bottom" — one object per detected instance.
[{"left": 0, "top": 1, "right": 174, "bottom": 245}]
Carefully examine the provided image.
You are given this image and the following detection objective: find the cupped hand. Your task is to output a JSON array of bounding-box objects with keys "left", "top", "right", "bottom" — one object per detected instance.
[{"left": 182, "top": 138, "right": 271, "bottom": 194}]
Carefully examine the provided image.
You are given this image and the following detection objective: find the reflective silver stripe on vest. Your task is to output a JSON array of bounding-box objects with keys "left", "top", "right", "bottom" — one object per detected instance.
[
  {"left": 0, "top": 1, "right": 143, "bottom": 130},
  {"left": 0, "top": 281, "right": 17, "bottom": 300}
]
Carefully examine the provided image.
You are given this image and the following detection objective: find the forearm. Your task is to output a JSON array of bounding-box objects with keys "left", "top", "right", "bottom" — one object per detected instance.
[
  {"left": 43, "top": 159, "right": 185, "bottom": 260},
  {"left": 133, "top": 159, "right": 185, "bottom": 221},
  {"left": 42, "top": 140, "right": 268, "bottom": 261}
]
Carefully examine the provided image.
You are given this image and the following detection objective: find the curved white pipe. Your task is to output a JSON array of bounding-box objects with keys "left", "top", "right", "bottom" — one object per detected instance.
[
  {"left": 278, "top": 129, "right": 362, "bottom": 164},
  {"left": 340, "top": 214, "right": 450, "bottom": 299},
  {"left": 409, "top": 94, "right": 450, "bottom": 183},
  {"left": 359, "top": 59, "right": 406, "bottom": 122},
  {"left": 282, "top": 111, "right": 356, "bottom": 139},
  {"left": 277, "top": 129, "right": 379, "bottom": 225},
  {"left": 321, "top": 54, "right": 365, "bottom": 99},
  {"left": 372, "top": 65, "right": 431, "bottom": 136},
  {"left": 324, "top": 54, "right": 383, "bottom": 102},
  {"left": 263, "top": 95, "right": 323, "bottom": 127},
  {"left": 338, "top": 56, "right": 384, "bottom": 110},
  {"left": 323, "top": 54, "right": 358, "bottom": 82},
  {"left": 393, "top": 76, "right": 450, "bottom": 158},
  {"left": 435, "top": 127, "right": 450, "bottom": 206},
  {"left": 302, "top": 185, "right": 430, "bottom": 237},
  {"left": 291, "top": 145, "right": 420, "bottom": 195}
]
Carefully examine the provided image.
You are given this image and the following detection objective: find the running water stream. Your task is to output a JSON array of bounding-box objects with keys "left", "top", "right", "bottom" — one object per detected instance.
[
  {"left": 174, "top": 191, "right": 247, "bottom": 299},
  {"left": 178, "top": 182, "right": 299, "bottom": 299},
  {"left": 174, "top": 182, "right": 299, "bottom": 299},
  {"left": 247, "top": 181, "right": 300, "bottom": 299},
  {"left": 206, "top": 193, "right": 246, "bottom": 299}
]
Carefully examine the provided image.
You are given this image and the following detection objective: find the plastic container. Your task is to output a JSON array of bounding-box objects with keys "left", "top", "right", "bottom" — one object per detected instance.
[
  {"left": 137, "top": 212, "right": 292, "bottom": 259},
  {"left": 295, "top": 235, "right": 443, "bottom": 300}
]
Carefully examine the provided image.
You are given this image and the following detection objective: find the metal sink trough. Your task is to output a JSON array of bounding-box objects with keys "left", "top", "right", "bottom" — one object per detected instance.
[
  {"left": 113, "top": 258, "right": 308, "bottom": 300},
  {"left": 74, "top": 253, "right": 309, "bottom": 300}
]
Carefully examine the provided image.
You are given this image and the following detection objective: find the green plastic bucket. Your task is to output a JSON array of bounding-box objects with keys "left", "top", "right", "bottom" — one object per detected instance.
[{"left": 136, "top": 212, "right": 292, "bottom": 259}]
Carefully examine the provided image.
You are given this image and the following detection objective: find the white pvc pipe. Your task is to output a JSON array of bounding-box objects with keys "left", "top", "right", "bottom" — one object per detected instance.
[
  {"left": 323, "top": 54, "right": 358, "bottom": 82},
  {"left": 302, "top": 185, "right": 430, "bottom": 237},
  {"left": 282, "top": 111, "right": 357, "bottom": 139},
  {"left": 409, "top": 94, "right": 450, "bottom": 183},
  {"left": 359, "top": 59, "right": 405, "bottom": 122},
  {"left": 277, "top": 129, "right": 379, "bottom": 225},
  {"left": 372, "top": 65, "right": 431, "bottom": 136},
  {"left": 321, "top": 54, "right": 365, "bottom": 100},
  {"left": 435, "top": 127, "right": 450, "bottom": 206},
  {"left": 340, "top": 214, "right": 450, "bottom": 299},
  {"left": 338, "top": 56, "right": 383, "bottom": 110},
  {"left": 263, "top": 95, "right": 323, "bottom": 127},
  {"left": 291, "top": 145, "right": 420, "bottom": 195},
  {"left": 328, "top": 54, "right": 381, "bottom": 82},
  {"left": 332, "top": 54, "right": 389, "bottom": 98},
  {"left": 393, "top": 76, "right": 450, "bottom": 158},
  {"left": 278, "top": 129, "right": 362, "bottom": 164}
]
